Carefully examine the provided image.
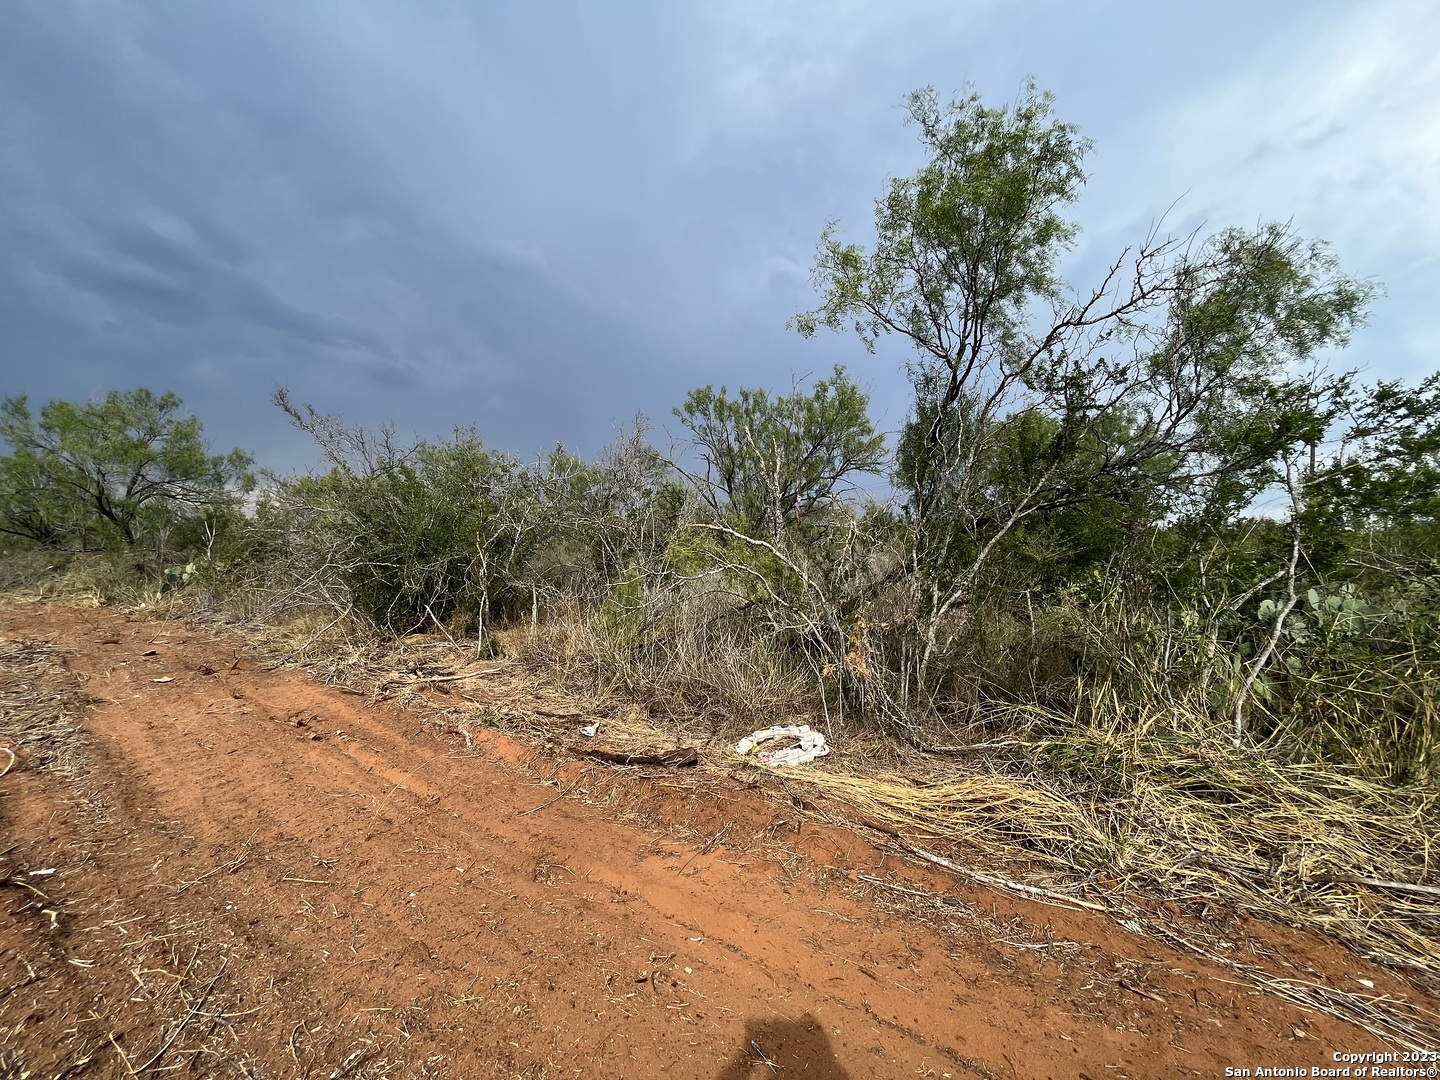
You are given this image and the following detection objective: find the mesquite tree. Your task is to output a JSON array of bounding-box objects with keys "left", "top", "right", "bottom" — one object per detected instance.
[
  {"left": 672, "top": 365, "right": 884, "bottom": 544},
  {"left": 794, "top": 82, "right": 1374, "bottom": 713},
  {"left": 0, "top": 389, "right": 253, "bottom": 551}
]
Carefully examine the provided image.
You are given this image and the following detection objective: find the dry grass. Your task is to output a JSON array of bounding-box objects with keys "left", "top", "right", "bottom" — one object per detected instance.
[
  {"left": 520, "top": 592, "right": 820, "bottom": 733},
  {"left": 0, "top": 638, "right": 101, "bottom": 783},
  {"left": 0, "top": 550, "right": 150, "bottom": 609},
  {"left": 790, "top": 725, "right": 1440, "bottom": 1049}
]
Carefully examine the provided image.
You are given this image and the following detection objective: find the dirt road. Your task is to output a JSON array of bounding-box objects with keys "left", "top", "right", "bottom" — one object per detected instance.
[{"left": 0, "top": 601, "right": 1423, "bottom": 1078}]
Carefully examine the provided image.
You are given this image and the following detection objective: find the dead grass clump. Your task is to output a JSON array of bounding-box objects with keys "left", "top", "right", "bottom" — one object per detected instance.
[
  {"left": 520, "top": 591, "right": 819, "bottom": 735},
  {"left": 0, "top": 880, "right": 277, "bottom": 1078},
  {"left": 0, "top": 638, "right": 98, "bottom": 781},
  {"left": 0, "top": 550, "right": 152, "bottom": 609},
  {"left": 797, "top": 724, "right": 1440, "bottom": 1046}
]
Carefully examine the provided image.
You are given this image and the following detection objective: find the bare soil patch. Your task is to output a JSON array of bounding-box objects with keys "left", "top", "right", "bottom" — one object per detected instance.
[{"left": 0, "top": 600, "right": 1432, "bottom": 1078}]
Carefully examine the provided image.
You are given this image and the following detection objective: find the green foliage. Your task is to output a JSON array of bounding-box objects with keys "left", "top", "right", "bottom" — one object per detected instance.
[
  {"left": 0, "top": 446, "right": 71, "bottom": 547},
  {"left": 1155, "top": 224, "right": 1372, "bottom": 526},
  {"left": 792, "top": 81, "right": 1087, "bottom": 357},
  {"left": 272, "top": 419, "right": 531, "bottom": 636},
  {"left": 0, "top": 389, "right": 253, "bottom": 552},
  {"left": 673, "top": 365, "right": 884, "bottom": 542},
  {"left": 1302, "top": 374, "right": 1440, "bottom": 577},
  {"left": 269, "top": 393, "right": 689, "bottom": 641},
  {"left": 794, "top": 81, "right": 1375, "bottom": 729},
  {"left": 664, "top": 368, "right": 886, "bottom": 685}
]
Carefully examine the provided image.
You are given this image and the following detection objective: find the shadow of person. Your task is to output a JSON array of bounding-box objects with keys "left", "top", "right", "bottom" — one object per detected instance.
[{"left": 714, "top": 1014, "right": 854, "bottom": 1079}]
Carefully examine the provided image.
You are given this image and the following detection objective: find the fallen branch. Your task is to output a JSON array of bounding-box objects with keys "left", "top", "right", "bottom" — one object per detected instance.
[
  {"left": 380, "top": 667, "right": 504, "bottom": 688},
  {"left": 857, "top": 873, "right": 964, "bottom": 907},
  {"left": 413, "top": 667, "right": 505, "bottom": 684},
  {"left": 851, "top": 817, "right": 1114, "bottom": 915},
  {"left": 0, "top": 876, "right": 50, "bottom": 899},
  {"left": 328, "top": 1047, "right": 377, "bottom": 1080},
  {"left": 1119, "top": 979, "right": 1166, "bottom": 1002},
  {"left": 1319, "top": 876, "right": 1440, "bottom": 900},
  {"left": 923, "top": 739, "right": 1049, "bottom": 754},
  {"left": 898, "top": 839, "right": 1111, "bottom": 913},
  {"left": 576, "top": 747, "right": 698, "bottom": 768},
  {"left": 177, "top": 829, "right": 258, "bottom": 895},
  {"left": 519, "top": 780, "right": 580, "bottom": 817},
  {"left": 134, "top": 960, "right": 228, "bottom": 1074},
  {"left": 108, "top": 1034, "right": 139, "bottom": 1078}
]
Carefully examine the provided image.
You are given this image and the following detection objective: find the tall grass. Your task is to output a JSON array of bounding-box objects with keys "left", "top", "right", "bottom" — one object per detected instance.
[
  {"left": 0, "top": 548, "right": 157, "bottom": 608},
  {"left": 521, "top": 584, "right": 821, "bottom": 733}
]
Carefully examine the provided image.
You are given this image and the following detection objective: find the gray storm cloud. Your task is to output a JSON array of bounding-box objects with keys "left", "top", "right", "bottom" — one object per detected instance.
[{"left": 1, "top": 0, "right": 1432, "bottom": 471}]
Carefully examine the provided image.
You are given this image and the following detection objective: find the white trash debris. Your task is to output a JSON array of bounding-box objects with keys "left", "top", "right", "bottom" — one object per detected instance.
[
  {"left": 580, "top": 721, "right": 600, "bottom": 738},
  {"left": 734, "top": 724, "right": 831, "bottom": 767}
]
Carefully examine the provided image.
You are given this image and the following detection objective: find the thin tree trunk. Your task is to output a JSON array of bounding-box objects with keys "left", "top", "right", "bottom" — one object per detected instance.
[{"left": 1233, "top": 461, "right": 1304, "bottom": 747}]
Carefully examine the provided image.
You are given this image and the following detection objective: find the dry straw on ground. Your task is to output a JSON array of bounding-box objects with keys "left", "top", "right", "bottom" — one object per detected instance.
[
  {"left": 0, "top": 638, "right": 100, "bottom": 783},
  {"left": 793, "top": 732, "right": 1440, "bottom": 1050}
]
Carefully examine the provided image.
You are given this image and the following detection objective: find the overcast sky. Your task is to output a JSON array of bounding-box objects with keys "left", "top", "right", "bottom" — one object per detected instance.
[{"left": 2, "top": 1, "right": 1436, "bottom": 473}]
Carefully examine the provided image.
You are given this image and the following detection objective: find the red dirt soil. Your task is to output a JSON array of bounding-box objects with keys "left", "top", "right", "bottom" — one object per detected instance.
[{"left": 0, "top": 600, "right": 1431, "bottom": 1079}]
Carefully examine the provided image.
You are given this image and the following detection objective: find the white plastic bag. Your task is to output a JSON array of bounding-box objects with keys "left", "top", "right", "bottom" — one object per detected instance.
[{"left": 734, "top": 724, "right": 831, "bottom": 767}]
